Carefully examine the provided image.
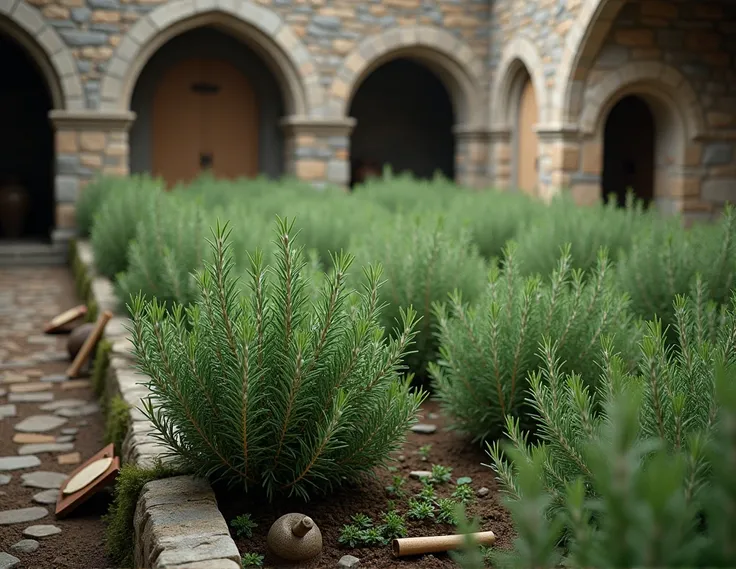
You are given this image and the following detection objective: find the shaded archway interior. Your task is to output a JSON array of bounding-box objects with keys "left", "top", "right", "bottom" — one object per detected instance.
[
  {"left": 0, "top": 33, "right": 54, "bottom": 240},
  {"left": 602, "top": 95, "right": 655, "bottom": 207},
  {"left": 348, "top": 58, "right": 455, "bottom": 188},
  {"left": 129, "top": 26, "right": 285, "bottom": 187}
]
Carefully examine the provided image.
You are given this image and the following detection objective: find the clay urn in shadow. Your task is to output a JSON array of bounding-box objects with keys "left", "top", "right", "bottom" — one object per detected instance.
[
  {"left": 0, "top": 176, "right": 29, "bottom": 238},
  {"left": 267, "top": 514, "right": 322, "bottom": 563},
  {"left": 67, "top": 323, "right": 95, "bottom": 360}
]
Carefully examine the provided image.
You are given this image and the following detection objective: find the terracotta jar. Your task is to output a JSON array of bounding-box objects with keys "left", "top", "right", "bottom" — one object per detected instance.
[{"left": 0, "top": 178, "right": 29, "bottom": 238}]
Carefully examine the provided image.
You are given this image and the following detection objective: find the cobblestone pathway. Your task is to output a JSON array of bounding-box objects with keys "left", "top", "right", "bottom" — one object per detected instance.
[{"left": 0, "top": 267, "right": 112, "bottom": 569}]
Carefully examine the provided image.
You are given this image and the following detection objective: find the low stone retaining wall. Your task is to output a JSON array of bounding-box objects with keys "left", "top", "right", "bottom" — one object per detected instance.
[{"left": 73, "top": 241, "right": 241, "bottom": 569}]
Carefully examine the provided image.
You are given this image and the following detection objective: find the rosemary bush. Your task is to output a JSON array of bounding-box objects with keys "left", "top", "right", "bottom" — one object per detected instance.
[
  {"left": 129, "top": 219, "right": 425, "bottom": 499},
  {"left": 116, "top": 195, "right": 206, "bottom": 312},
  {"left": 513, "top": 193, "right": 654, "bottom": 277},
  {"left": 490, "top": 284, "right": 736, "bottom": 510},
  {"left": 487, "top": 361, "right": 736, "bottom": 569},
  {"left": 90, "top": 175, "right": 164, "bottom": 279},
  {"left": 75, "top": 175, "right": 128, "bottom": 237},
  {"left": 616, "top": 205, "right": 736, "bottom": 339},
  {"left": 351, "top": 213, "right": 487, "bottom": 381},
  {"left": 430, "top": 243, "right": 639, "bottom": 441}
]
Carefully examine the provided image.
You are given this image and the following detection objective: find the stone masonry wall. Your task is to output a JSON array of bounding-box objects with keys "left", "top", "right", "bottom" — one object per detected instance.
[
  {"left": 23, "top": 0, "right": 491, "bottom": 110},
  {"left": 568, "top": 0, "right": 736, "bottom": 218}
]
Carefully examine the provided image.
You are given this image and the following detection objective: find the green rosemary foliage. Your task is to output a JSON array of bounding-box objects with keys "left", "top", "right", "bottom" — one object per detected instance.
[
  {"left": 75, "top": 175, "right": 127, "bottom": 237},
  {"left": 385, "top": 474, "right": 407, "bottom": 497},
  {"left": 430, "top": 464, "right": 452, "bottom": 484},
  {"left": 616, "top": 205, "right": 736, "bottom": 341},
  {"left": 241, "top": 552, "right": 264, "bottom": 567},
  {"left": 351, "top": 213, "right": 487, "bottom": 381},
  {"left": 380, "top": 510, "right": 408, "bottom": 539},
  {"left": 489, "top": 365, "right": 736, "bottom": 569},
  {"left": 489, "top": 286, "right": 736, "bottom": 511},
  {"left": 116, "top": 195, "right": 206, "bottom": 312},
  {"left": 90, "top": 175, "right": 164, "bottom": 279},
  {"left": 129, "top": 218, "right": 425, "bottom": 499},
  {"left": 431, "top": 243, "right": 639, "bottom": 441},
  {"left": 407, "top": 498, "right": 435, "bottom": 520},
  {"left": 231, "top": 514, "right": 258, "bottom": 538},
  {"left": 436, "top": 498, "right": 459, "bottom": 525}
]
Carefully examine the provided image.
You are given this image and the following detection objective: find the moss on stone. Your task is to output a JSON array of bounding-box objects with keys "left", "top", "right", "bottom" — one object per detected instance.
[
  {"left": 103, "top": 461, "right": 181, "bottom": 567},
  {"left": 104, "top": 394, "right": 130, "bottom": 457}
]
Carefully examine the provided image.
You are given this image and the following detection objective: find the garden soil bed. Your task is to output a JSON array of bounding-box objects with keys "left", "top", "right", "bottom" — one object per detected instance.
[
  {"left": 218, "top": 400, "right": 515, "bottom": 568},
  {"left": 0, "top": 267, "right": 112, "bottom": 569}
]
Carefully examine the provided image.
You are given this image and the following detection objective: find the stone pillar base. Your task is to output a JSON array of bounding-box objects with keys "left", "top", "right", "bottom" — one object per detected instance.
[
  {"left": 454, "top": 125, "right": 490, "bottom": 188},
  {"left": 280, "top": 116, "right": 356, "bottom": 188}
]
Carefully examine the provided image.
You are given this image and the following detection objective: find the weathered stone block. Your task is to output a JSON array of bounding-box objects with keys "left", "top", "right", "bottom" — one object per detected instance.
[
  {"left": 55, "top": 175, "right": 79, "bottom": 202},
  {"left": 702, "top": 180, "right": 736, "bottom": 203},
  {"left": 58, "top": 29, "right": 108, "bottom": 46},
  {"left": 703, "top": 143, "right": 733, "bottom": 166}
]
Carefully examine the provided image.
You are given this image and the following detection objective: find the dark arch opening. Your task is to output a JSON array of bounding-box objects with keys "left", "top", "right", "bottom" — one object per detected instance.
[
  {"left": 0, "top": 34, "right": 54, "bottom": 240},
  {"left": 602, "top": 95, "right": 655, "bottom": 207},
  {"left": 348, "top": 58, "right": 455, "bottom": 189},
  {"left": 129, "top": 27, "right": 285, "bottom": 188}
]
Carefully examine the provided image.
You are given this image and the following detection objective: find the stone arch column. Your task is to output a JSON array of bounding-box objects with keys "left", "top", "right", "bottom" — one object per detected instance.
[
  {"left": 1, "top": 2, "right": 87, "bottom": 248},
  {"left": 489, "top": 36, "right": 549, "bottom": 190},
  {"left": 328, "top": 26, "right": 489, "bottom": 188},
  {"left": 572, "top": 62, "right": 707, "bottom": 212}
]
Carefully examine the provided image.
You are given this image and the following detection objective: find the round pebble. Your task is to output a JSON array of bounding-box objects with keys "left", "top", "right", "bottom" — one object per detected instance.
[
  {"left": 23, "top": 524, "right": 61, "bottom": 538},
  {"left": 11, "top": 539, "right": 39, "bottom": 553},
  {"left": 338, "top": 554, "right": 360, "bottom": 568},
  {"left": 477, "top": 487, "right": 490, "bottom": 497}
]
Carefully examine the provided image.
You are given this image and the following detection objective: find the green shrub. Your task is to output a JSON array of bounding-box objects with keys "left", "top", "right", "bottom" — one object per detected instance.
[
  {"left": 91, "top": 338, "right": 112, "bottom": 397},
  {"left": 104, "top": 395, "right": 130, "bottom": 456},
  {"left": 76, "top": 176, "right": 129, "bottom": 237},
  {"left": 443, "top": 189, "right": 544, "bottom": 261},
  {"left": 351, "top": 213, "right": 487, "bottom": 380},
  {"left": 352, "top": 168, "right": 459, "bottom": 214},
  {"left": 616, "top": 205, "right": 736, "bottom": 340},
  {"left": 129, "top": 219, "right": 425, "bottom": 499},
  {"left": 103, "top": 461, "right": 182, "bottom": 566},
  {"left": 513, "top": 193, "right": 654, "bottom": 277},
  {"left": 116, "top": 195, "right": 207, "bottom": 312},
  {"left": 430, "top": 243, "right": 639, "bottom": 441},
  {"left": 490, "top": 285, "right": 736, "bottom": 511},
  {"left": 90, "top": 175, "right": 163, "bottom": 279},
  {"left": 487, "top": 361, "right": 736, "bottom": 569}
]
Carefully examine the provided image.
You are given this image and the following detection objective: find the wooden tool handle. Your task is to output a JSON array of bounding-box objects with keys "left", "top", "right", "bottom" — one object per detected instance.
[
  {"left": 66, "top": 310, "right": 113, "bottom": 378},
  {"left": 392, "top": 531, "right": 496, "bottom": 557}
]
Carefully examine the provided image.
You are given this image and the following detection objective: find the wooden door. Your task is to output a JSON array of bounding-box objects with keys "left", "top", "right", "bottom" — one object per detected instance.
[
  {"left": 517, "top": 79, "right": 539, "bottom": 196},
  {"left": 152, "top": 57, "right": 259, "bottom": 188}
]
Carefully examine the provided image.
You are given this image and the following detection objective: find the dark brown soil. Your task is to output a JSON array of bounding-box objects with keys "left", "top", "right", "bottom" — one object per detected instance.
[
  {"left": 218, "top": 400, "right": 515, "bottom": 568},
  {"left": 0, "top": 267, "right": 114, "bottom": 569}
]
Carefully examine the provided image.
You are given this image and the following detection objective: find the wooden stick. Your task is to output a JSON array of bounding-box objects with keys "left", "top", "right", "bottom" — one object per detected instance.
[
  {"left": 43, "top": 305, "right": 87, "bottom": 333},
  {"left": 392, "top": 531, "right": 496, "bottom": 557},
  {"left": 66, "top": 310, "right": 113, "bottom": 378}
]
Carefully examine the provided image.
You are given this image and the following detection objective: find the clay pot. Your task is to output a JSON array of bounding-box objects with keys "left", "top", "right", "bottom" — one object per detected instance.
[
  {"left": 0, "top": 181, "right": 29, "bottom": 238},
  {"left": 267, "top": 514, "right": 322, "bottom": 562},
  {"left": 67, "top": 323, "right": 95, "bottom": 360}
]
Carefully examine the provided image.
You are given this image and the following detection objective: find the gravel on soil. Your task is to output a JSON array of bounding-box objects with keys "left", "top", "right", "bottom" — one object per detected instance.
[
  {"left": 219, "top": 400, "right": 515, "bottom": 568},
  {"left": 0, "top": 268, "right": 112, "bottom": 569}
]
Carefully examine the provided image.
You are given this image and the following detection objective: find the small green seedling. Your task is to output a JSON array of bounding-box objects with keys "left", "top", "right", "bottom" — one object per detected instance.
[
  {"left": 231, "top": 514, "right": 258, "bottom": 539},
  {"left": 436, "top": 498, "right": 459, "bottom": 525},
  {"left": 430, "top": 464, "right": 453, "bottom": 484},
  {"left": 407, "top": 497, "right": 435, "bottom": 521},
  {"left": 418, "top": 480, "right": 437, "bottom": 502},
  {"left": 452, "top": 483, "right": 475, "bottom": 504},
  {"left": 361, "top": 527, "right": 388, "bottom": 546},
  {"left": 241, "top": 552, "right": 264, "bottom": 567},
  {"left": 338, "top": 524, "right": 363, "bottom": 548},
  {"left": 351, "top": 513, "right": 373, "bottom": 529},
  {"left": 418, "top": 444, "right": 432, "bottom": 461},
  {"left": 380, "top": 510, "right": 408, "bottom": 539},
  {"left": 386, "top": 474, "right": 407, "bottom": 497}
]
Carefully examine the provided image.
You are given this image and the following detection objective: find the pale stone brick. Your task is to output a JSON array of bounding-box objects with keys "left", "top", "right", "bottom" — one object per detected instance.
[{"left": 79, "top": 132, "right": 106, "bottom": 152}]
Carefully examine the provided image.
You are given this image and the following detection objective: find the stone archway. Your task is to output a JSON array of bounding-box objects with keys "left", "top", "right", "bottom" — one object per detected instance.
[
  {"left": 98, "top": 0, "right": 323, "bottom": 116},
  {"left": 329, "top": 26, "right": 487, "bottom": 187},
  {"left": 489, "top": 37, "right": 548, "bottom": 192},
  {"left": 575, "top": 62, "right": 706, "bottom": 210},
  {"left": 0, "top": 5, "right": 84, "bottom": 247},
  {"left": 0, "top": 3, "right": 84, "bottom": 110}
]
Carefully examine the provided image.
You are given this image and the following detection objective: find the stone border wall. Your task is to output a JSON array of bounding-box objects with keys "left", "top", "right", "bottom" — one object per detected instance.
[{"left": 72, "top": 240, "right": 241, "bottom": 569}]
